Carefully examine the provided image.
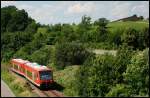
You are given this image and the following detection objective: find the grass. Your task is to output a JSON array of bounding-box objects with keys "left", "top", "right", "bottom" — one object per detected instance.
[
  {"left": 1, "top": 62, "right": 38, "bottom": 97},
  {"left": 107, "top": 21, "right": 149, "bottom": 32},
  {"left": 53, "top": 65, "right": 80, "bottom": 96}
]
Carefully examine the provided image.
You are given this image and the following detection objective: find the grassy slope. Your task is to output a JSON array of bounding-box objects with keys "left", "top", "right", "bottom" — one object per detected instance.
[
  {"left": 107, "top": 21, "right": 149, "bottom": 32},
  {"left": 1, "top": 62, "right": 38, "bottom": 97},
  {"left": 53, "top": 65, "right": 80, "bottom": 96}
]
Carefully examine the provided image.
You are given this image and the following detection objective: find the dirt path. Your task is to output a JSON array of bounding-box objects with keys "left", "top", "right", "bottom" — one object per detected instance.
[
  {"left": 1, "top": 80, "right": 15, "bottom": 97},
  {"left": 92, "top": 49, "right": 117, "bottom": 56}
]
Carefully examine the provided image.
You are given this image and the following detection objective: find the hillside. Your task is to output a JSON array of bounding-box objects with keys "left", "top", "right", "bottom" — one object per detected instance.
[
  {"left": 108, "top": 21, "right": 149, "bottom": 32},
  {"left": 113, "top": 15, "right": 144, "bottom": 22}
]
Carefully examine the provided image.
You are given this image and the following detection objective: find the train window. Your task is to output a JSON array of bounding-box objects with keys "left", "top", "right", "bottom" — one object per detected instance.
[
  {"left": 14, "top": 64, "right": 18, "bottom": 70},
  {"left": 20, "top": 67, "right": 22, "bottom": 71},
  {"left": 21, "top": 67, "right": 22, "bottom": 72},
  {"left": 22, "top": 68, "right": 25, "bottom": 72},
  {"left": 39, "top": 71, "right": 52, "bottom": 80},
  {"left": 20, "top": 66, "right": 24, "bottom": 73},
  {"left": 27, "top": 70, "right": 32, "bottom": 78}
]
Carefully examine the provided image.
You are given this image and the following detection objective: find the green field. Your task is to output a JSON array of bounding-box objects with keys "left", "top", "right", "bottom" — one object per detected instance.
[{"left": 107, "top": 21, "right": 149, "bottom": 32}]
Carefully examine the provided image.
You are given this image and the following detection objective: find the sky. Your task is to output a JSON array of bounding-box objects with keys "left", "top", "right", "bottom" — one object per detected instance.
[{"left": 1, "top": 1, "right": 149, "bottom": 25}]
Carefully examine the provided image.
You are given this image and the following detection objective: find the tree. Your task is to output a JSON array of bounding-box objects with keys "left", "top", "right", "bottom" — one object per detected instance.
[
  {"left": 30, "top": 46, "right": 51, "bottom": 65},
  {"left": 1, "top": 6, "right": 17, "bottom": 32},
  {"left": 1, "top": 6, "right": 34, "bottom": 32},
  {"left": 6, "top": 9, "right": 29, "bottom": 32},
  {"left": 81, "top": 15, "right": 91, "bottom": 28},
  {"left": 52, "top": 23, "right": 62, "bottom": 32},
  {"left": 123, "top": 48, "right": 149, "bottom": 96},
  {"left": 77, "top": 15, "right": 92, "bottom": 40},
  {"left": 94, "top": 18, "right": 109, "bottom": 42},
  {"left": 75, "top": 54, "right": 116, "bottom": 97},
  {"left": 114, "top": 44, "right": 134, "bottom": 83},
  {"left": 55, "top": 42, "right": 91, "bottom": 69},
  {"left": 121, "top": 28, "right": 139, "bottom": 49},
  {"left": 60, "top": 24, "right": 76, "bottom": 42},
  {"left": 143, "top": 27, "right": 149, "bottom": 47},
  {"left": 25, "top": 21, "right": 38, "bottom": 33},
  {"left": 94, "top": 18, "right": 109, "bottom": 27},
  {"left": 109, "top": 28, "right": 122, "bottom": 47}
]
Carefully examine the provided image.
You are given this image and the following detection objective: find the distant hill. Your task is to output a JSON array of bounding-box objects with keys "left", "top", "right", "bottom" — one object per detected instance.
[{"left": 113, "top": 14, "right": 144, "bottom": 22}]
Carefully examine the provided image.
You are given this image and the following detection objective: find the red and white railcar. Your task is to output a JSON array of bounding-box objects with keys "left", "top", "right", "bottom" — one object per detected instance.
[{"left": 11, "top": 58, "right": 54, "bottom": 88}]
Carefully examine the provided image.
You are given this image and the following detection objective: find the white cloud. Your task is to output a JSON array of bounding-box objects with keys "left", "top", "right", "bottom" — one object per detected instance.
[
  {"left": 131, "top": 1, "right": 149, "bottom": 18},
  {"left": 67, "top": 2, "right": 96, "bottom": 14},
  {"left": 1, "top": 1, "right": 17, "bottom": 7},
  {"left": 111, "top": 3, "right": 131, "bottom": 20},
  {"left": 16, "top": 4, "right": 57, "bottom": 24},
  {"left": 132, "top": 5, "right": 146, "bottom": 13}
]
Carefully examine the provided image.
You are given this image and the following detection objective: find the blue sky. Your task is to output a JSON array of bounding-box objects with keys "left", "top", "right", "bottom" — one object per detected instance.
[{"left": 1, "top": 1, "right": 149, "bottom": 25}]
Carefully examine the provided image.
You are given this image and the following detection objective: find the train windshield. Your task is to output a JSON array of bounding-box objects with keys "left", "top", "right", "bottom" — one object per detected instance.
[{"left": 40, "top": 71, "right": 52, "bottom": 80}]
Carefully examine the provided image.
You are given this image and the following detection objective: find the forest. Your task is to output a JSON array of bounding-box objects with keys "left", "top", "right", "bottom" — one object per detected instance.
[{"left": 1, "top": 6, "right": 149, "bottom": 97}]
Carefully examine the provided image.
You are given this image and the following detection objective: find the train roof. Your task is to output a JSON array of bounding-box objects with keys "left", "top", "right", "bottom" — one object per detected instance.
[{"left": 12, "top": 58, "right": 51, "bottom": 71}]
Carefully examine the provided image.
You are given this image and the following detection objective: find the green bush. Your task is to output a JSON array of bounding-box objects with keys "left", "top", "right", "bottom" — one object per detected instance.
[
  {"left": 74, "top": 54, "right": 116, "bottom": 97},
  {"left": 55, "top": 42, "right": 92, "bottom": 69},
  {"left": 123, "top": 48, "right": 149, "bottom": 96},
  {"left": 106, "top": 84, "right": 130, "bottom": 97},
  {"left": 30, "top": 45, "right": 51, "bottom": 65},
  {"left": 114, "top": 44, "right": 134, "bottom": 83}
]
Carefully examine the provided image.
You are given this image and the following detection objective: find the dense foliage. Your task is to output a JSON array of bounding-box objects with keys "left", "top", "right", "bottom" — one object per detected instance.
[
  {"left": 1, "top": 6, "right": 36, "bottom": 32},
  {"left": 123, "top": 48, "right": 149, "bottom": 96},
  {"left": 73, "top": 48, "right": 149, "bottom": 97},
  {"left": 55, "top": 42, "right": 92, "bottom": 69},
  {"left": 74, "top": 54, "right": 116, "bottom": 97}
]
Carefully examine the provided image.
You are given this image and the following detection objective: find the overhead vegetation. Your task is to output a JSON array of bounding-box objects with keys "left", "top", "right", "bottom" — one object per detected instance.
[{"left": 1, "top": 6, "right": 149, "bottom": 97}]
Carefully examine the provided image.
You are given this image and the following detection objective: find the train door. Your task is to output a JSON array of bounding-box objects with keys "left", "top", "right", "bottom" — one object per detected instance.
[
  {"left": 20, "top": 65, "right": 23, "bottom": 73},
  {"left": 18, "top": 65, "right": 20, "bottom": 71},
  {"left": 14, "top": 64, "right": 18, "bottom": 70},
  {"left": 36, "top": 72, "right": 40, "bottom": 83},
  {"left": 13, "top": 63, "right": 14, "bottom": 69},
  {"left": 34, "top": 72, "right": 38, "bottom": 82},
  {"left": 25, "top": 69, "right": 27, "bottom": 76},
  {"left": 32, "top": 72, "right": 35, "bottom": 81}
]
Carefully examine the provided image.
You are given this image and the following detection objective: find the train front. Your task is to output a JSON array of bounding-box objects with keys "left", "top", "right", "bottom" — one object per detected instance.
[{"left": 39, "top": 69, "right": 54, "bottom": 89}]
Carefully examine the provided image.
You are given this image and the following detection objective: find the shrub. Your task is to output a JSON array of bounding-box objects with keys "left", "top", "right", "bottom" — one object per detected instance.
[
  {"left": 30, "top": 45, "right": 51, "bottom": 65},
  {"left": 74, "top": 54, "right": 116, "bottom": 97},
  {"left": 55, "top": 42, "right": 92, "bottom": 69},
  {"left": 106, "top": 84, "right": 130, "bottom": 97},
  {"left": 114, "top": 44, "right": 134, "bottom": 83},
  {"left": 123, "top": 48, "right": 149, "bottom": 96}
]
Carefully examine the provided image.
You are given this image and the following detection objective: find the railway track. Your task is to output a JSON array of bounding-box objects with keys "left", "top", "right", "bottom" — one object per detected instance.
[{"left": 9, "top": 68, "right": 64, "bottom": 97}]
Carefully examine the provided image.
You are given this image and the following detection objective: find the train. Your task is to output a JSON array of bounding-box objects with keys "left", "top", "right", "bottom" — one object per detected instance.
[{"left": 10, "top": 58, "right": 54, "bottom": 89}]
